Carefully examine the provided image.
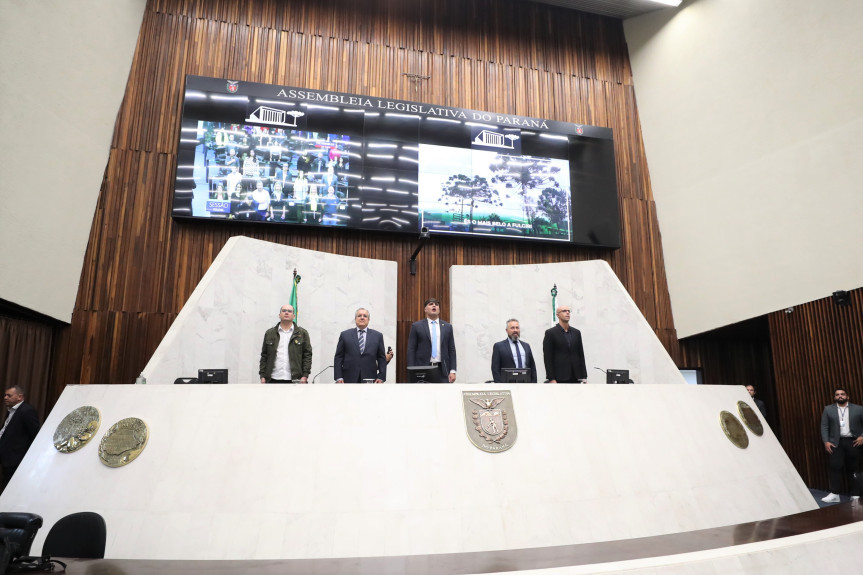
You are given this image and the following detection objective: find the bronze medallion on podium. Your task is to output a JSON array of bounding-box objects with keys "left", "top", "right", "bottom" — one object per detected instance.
[
  {"left": 463, "top": 390, "right": 518, "bottom": 453},
  {"left": 53, "top": 406, "right": 101, "bottom": 453},
  {"left": 99, "top": 417, "right": 149, "bottom": 467},
  {"left": 736, "top": 401, "right": 764, "bottom": 437}
]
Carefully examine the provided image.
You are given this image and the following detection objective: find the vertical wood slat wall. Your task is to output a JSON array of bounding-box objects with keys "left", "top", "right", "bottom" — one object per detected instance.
[
  {"left": 51, "top": 0, "right": 678, "bottom": 400},
  {"left": 768, "top": 288, "right": 863, "bottom": 491}
]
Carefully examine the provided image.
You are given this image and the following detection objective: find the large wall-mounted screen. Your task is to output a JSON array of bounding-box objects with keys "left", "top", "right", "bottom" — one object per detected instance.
[{"left": 173, "top": 76, "right": 620, "bottom": 248}]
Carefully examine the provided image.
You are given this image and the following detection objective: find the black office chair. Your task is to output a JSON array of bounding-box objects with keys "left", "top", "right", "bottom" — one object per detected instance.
[
  {"left": 0, "top": 512, "right": 42, "bottom": 557},
  {"left": 0, "top": 512, "right": 43, "bottom": 573},
  {"left": 41, "top": 512, "right": 106, "bottom": 559}
]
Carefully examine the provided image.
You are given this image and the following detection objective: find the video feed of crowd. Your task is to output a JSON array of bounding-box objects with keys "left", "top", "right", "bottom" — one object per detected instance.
[{"left": 198, "top": 122, "right": 353, "bottom": 225}]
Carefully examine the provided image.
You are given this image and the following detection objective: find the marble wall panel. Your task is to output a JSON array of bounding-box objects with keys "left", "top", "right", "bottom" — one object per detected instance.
[
  {"left": 450, "top": 260, "right": 684, "bottom": 384},
  {"left": 143, "top": 236, "right": 397, "bottom": 384}
]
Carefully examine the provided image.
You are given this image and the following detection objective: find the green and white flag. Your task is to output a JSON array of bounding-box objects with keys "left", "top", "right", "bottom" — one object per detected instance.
[{"left": 290, "top": 270, "right": 301, "bottom": 322}]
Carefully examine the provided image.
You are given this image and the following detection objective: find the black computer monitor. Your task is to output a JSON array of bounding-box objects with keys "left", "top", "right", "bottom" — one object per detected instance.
[
  {"left": 406, "top": 366, "right": 437, "bottom": 383},
  {"left": 198, "top": 369, "right": 228, "bottom": 383},
  {"left": 606, "top": 369, "right": 630, "bottom": 384},
  {"left": 501, "top": 368, "right": 531, "bottom": 383}
]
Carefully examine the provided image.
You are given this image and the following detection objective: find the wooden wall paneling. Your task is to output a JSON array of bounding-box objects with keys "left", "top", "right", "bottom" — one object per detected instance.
[
  {"left": 45, "top": 0, "right": 683, "bottom": 397},
  {"left": 647, "top": 201, "right": 675, "bottom": 333},
  {"left": 769, "top": 288, "right": 863, "bottom": 491}
]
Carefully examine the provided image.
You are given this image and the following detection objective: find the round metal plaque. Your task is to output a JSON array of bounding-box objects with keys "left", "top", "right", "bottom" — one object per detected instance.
[
  {"left": 53, "top": 406, "right": 101, "bottom": 453},
  {"left": 719, "top": 410, "right": 749, "bottom": 449},
  {"left": 98, "top": 417, "right": 149, "bottom": 467},
  {"left": 737, "top": 401, "right": 764, "bottom": 437}
]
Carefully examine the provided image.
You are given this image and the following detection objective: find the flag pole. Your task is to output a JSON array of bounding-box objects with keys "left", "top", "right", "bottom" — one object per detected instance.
[{"left": 291, "top": 268, "right": 302, "bottom": 323}]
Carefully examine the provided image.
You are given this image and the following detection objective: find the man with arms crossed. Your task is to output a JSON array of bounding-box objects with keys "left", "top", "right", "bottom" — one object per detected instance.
[
  {"left": 334, "top": 308, "right": 387, "bottom": 383},
  {"left": 0, "top": 386, "right": 41, "bottom": 493},
  {"left": 820, "top": 387, "right": 863, "bottom": 502},
  {"left": 407, "top": 297, "right": 457, "bottom": 383},
  {"left": 259, "top": 304, "right": 313, "bottom": 383},
  {"left": 542, "top": 305, "right": 587, "bottom": 384},
  {"left": 491, "top": 319, "right": 537, "bottom": 383}
]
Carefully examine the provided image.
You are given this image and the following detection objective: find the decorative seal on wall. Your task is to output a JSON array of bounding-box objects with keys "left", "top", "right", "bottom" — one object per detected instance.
[
  {"left": 737, "top": 401, "right": 764, "bottom": 437},
  {"left": 53, "top": 406, "right": 101, "bottom": 453},
  {"left": 463, "top": 390, "right": 517, "bottom": 453},
  {"left": 98, "top": 417, "right": 149, "bottom": 467},
  {"left": 719, "top": 410, "right": 749, "bottom": 449}
]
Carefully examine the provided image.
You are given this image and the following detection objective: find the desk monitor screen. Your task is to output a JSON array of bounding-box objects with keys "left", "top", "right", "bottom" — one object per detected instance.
[
  {"left": 198, "top": 369, "right": 228, "bottom": 384},
  {"left": 502, "top": 368, "right": 531, "bottom": 383},
  {"left": 606, "top": 369, "right": 630, "bottom": 384},
  {"left": 406, "top": 366, "right": 435, "bottom": 384}
]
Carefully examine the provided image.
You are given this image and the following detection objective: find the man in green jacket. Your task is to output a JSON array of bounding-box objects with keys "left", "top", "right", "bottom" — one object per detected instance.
[{"left": 259, "top": 304, "right": 313, "bottom": 383}]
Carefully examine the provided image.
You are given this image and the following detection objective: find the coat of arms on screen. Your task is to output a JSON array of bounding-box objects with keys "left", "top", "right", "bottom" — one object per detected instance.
[
  {"left": 462, "top": 391, "right": 517, "bottom": 453},
  {"left": 226, "top": 80, "right": 239, "bottom": 93}
]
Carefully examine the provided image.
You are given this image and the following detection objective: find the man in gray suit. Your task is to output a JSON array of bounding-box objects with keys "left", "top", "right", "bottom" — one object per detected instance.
[
  {"left": 820, "top": 388, "right": 863, "bottom": 503},
  {"left": 334, "top": 308, "right": 387, "bottom": 383}
]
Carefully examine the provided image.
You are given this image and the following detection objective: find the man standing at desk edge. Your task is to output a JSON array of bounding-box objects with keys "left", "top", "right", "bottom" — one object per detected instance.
[
  {"left": 407, "top": 297, "right": 457, "bottom": 383},
  {"left": 334, "top": 308, "right": 387, "bottom": 383},
  {"left": 491, "top": 318, "right": 537, "bottom": 383},
  {"left": 260, "top": 303, "right": 313, "bottom": 383},
  {"left": 542, "top": 305, "right": 587, "bottom": 384}
]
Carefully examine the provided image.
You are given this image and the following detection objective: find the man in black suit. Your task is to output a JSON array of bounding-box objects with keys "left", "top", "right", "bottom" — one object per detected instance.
[
  {"left": 820, "top": 388, "right": 863, "bottom": 503},
  {"left": 491, "top": 319, "right": 537, "bottom": 383},
  {"left": 334, "top": 308, "right": 387, "bottom": 383},
  {"left": 746, "top": 385, "right": 767, "bottom": 418},
  {"left": 0, "top": 386, "right": 41, "bottom": 493},
  {"left": 542, "top": 305, "right": 587, "bottom": 384},
  {"left": 407, "top": 297, "right": 457, "bottom": 383}
]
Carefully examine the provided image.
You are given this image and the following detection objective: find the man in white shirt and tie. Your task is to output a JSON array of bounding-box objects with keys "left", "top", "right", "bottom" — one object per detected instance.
[
  {"left": 407, "top": 298, "right": 457, "bottom": 383},
  {"left": 491, "top": 319, "right": 537, "bottom": 383}
]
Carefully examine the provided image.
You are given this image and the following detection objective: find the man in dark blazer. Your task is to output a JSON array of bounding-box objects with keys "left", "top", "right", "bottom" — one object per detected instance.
[
  {"left": 542, "top": 305, "right": 587, "bottom": 384},
  {"left": 407, "top": 297, "right": 457, "bottom": 383},
  {"left": 746, "top": 385, "right": 767, "bottom": 418},
  {"left": 0, "top": 386, "right": 41, "bottom": 492},
  {"left": 820, "top": 388, "right": 863, "bottom": 503},
  {"left": 491, "top": 319, "right": 537, "bottom": 383},
  {"left": 334, "top": 308, "right": 387, "bottom": 383}
]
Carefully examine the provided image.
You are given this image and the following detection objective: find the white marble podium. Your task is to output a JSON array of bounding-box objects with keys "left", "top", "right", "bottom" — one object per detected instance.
[
  {"left": 451, "top": 260, "right": 685, "bottom": 385},
  {"left": 1, "top": 383, "right": 814, "bottom": 560},
  {"left": 142, "top": 237, "right": 398, "bottom": 384}
]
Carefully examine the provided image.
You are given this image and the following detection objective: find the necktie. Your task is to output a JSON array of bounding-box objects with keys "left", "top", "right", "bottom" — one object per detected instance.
[
  {"left": 431, "top": 321, "right": 438, "bottom": 359},
  {"left": 514, "top": 341, "right": 523, "bottom": 368},
  {"left": 358, "top": 330, "right": 366, "bottom": 354}
]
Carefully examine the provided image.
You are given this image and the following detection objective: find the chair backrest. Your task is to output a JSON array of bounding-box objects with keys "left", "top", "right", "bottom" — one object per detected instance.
[
  {"left": 0, "top": 512, "right": 43, "bottom": 556},
  {"left": 41, "top": 512, "right": 106, "bottom": 559}
]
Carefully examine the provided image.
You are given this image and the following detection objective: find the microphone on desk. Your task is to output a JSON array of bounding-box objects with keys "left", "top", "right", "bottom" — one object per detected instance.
[{"left": 312, "top": 365, "right": 334, "bottom": 384}]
